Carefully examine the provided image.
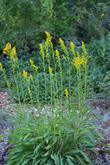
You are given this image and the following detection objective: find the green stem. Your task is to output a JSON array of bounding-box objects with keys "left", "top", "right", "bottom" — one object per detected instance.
[
  {"left": 77, "top": 68, "right": 82, "bottom": 115},
  {"left": 15, "top": 58, "right": 24, "bottom": 103},
  {"left": 59, "top": 64, "right": 63, "bottom": 109},
  {"left": 50, "top": 74, "right": 53, "bottom": 110},
  {"left": 2, "top": 69, "right": 11, "bottom": 94},
  {"left": 27, "top": 80, "right": 33, "bottom": 106},
  {"left": 11, "top": 60, "right": 21, "bottom": 105},
  {"left": 42, "top": 59, "right": 47, "bottom": 105},
  {"left": 32, "top": 73, "right": 40, "bottom": 109},
  {"left": 51, "top": 46, "right": 58, "bottom": 106}
]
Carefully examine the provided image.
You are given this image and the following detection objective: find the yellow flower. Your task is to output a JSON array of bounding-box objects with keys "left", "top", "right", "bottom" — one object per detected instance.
[
  {"left": 22, "top": 70, "right": 28, "bottom": 79},
  {"left": 81, "top": 56, "right": 87, "bottom": 65},
  {"left": 3, "top": 43, "right": 12, "bottom": 55},
  {"left": 64, "top": 88, "right": 69, "bottom": 97},
  {"left": 81, "top": 41, "right": 85, "bottom": 50},
  {"left": 29, "top": 58, "right": 38, "bottom": 72},
  {"left": 45, "top": 32, "right": 52, "bottom": 46},
  {"left": 45, "top": 38, "right": 50, "bottom": 47},
  {"left": 48, "top": 66, "right": 53, "bottom": 75},
  {"left": 0, "top": 62, "right": 3, "bottom": 71},
  {"left": 33, "top": 64, "right": 38, "bottom": 72},
  {"left": 39, "top": 43, "right": 45, "bottom": 59},
  {"left": 59, "top": 38, "right": 69, "bottom": 60},
  {"left": 73, "top": 53, "right": 87, "bottom": 70},
  {"left": 45, "top": 31, "right": 52, "bottom": 40},
  {"left": 55, "top": 49, "right": 60, "bottom": 62},
  {"left": 73, "top": 54, "right": 82, "bottom": 70},
  {"left": 10, "top": 47, "right": 17, "bottom": 58},
  {"left": 81, "top": 41, "right": 87, "bottom": 55},
  {"left": 59, "top": 38, "right": 65, "bottom": 49},
  {"left": 70, "top": 42, "right": 75, "bottom": 54},
  {"left": 70, "top": 41, "right": 75, "bottom": 50},
  {"left": 29, "top": 58, "right": 34, "bottom": 66},
  {"left": 28, "top": 86, "right": 31, "bottom": 95}
]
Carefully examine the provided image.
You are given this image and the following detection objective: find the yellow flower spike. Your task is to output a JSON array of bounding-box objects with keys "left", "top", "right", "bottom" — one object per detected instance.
[
  {"left": 64, "top": 88, "right": 69, "bottom": 97},
  {"left": 39, "top": 43, "right": 45, "bottom": 59},
  {"left": 48, "top": 66, "right": 53, "bottom": 75},
  {"left": 29, "top": 58, "right": 34, "bottom": 66},
  {"left": 59, "top": 38, "right": 69, "bottom": 61},
  {"left": 33, "top": 64, "right": 38, "bottom": 72},
  {"left": 45, "top": 32, "right": 53, "bottom": 47},
  {"left": 81, "top": 56, "right": 87, "bottom": 65},
  {"left": 22, "top": 70, "right": 28, "bottom": 79},
  {"left": 3, "top": 43, "right": 12, "bottom": 55},
  {"left": 81, "top": 41, "right": 87, "bottom": 55},
  {"left": 29, "top": 58, "right": 38, "bottom": 72},
  {"left": 45, "top": 38, "right": 50, "bottom": 47},
  {"left": 28, "top": 86, "right": 31, "bottom": 95},
  {"left": 10, "top": 47, "right": 17, "bottom": 58},
  {"left": 73, "top": 54, "right": 82, "bottom": 70},
  {"left": 0, "top": 62, "right": 3, "bottom": 71},
  {"left": 55, "top": 49, "right": 60, "bottom": 62},
  {"left": 45, "top": 31, "right": 52, "bottom": 40},
  {"left": 81, "top": 41, "right": 85, "bottom": 50},
  {"left": 59, "top": 38, "right": 65, "bottom": 49},
  {"left": 70, "top": 42, "right": 75, "bottom": 55}
]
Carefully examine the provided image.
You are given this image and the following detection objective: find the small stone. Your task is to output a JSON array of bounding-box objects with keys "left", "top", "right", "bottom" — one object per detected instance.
[
  {"left": 104, "top": 127, "right": 110, "bottom": 139},
  {"left": 103, "top": 113, "right": 110, "bottom": 123}
]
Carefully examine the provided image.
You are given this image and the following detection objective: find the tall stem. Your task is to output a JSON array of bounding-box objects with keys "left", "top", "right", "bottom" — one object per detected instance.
[{"left": 11, "top": 60, "right": 21, "bottom": 105}]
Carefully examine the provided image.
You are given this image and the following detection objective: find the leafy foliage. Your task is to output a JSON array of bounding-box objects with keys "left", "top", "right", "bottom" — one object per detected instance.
[
  {"left": 4, "top": 35, "right": 101, "bottom": 164},
  {"left": 0, "top": 0, "right": 110, "bottom": 99},
  {"left": 88, "top": 34, "right": 110, "bottom": 95},
  {"left": 0, "top": 0, "right": 110, "bottom": 45},
  {"left": 8, "top": 107, "right": 99, "bottom": 165}
]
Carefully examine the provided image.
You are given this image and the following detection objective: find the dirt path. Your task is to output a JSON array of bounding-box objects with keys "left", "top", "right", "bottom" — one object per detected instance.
[
  {"left": 92, "top": 99, "right": 110, "bottom": 165},
  {"left": 0, "top": 92, "right": 12, "bottom": 165}
]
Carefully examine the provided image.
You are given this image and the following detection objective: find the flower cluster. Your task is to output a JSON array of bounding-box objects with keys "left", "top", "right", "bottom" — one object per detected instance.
[
  {"left": 3, "top": 43, "right": 11, "bottom": 55},
  {"left": 55, "top": 49, "right": 60, "bottom": 63},
  {"left": 59, "top": 37, "right": 69, "bottom": 61},
  {"left": 29, "top": 58, "right": 38, "bottom": 72},
  {"left": 64, "top": 88, "right": 69, "bottom": 97},
  {"left": 0, "top": 62, "right": 3, "bottom": 71},
  {"left": 22, "top": 70, "right": 28, "bottom": 79},
  {"left": 59, "top": 38, "right": 65, "bottom": 49},
  {"left": 70, "top": 41, "right": 75, "bottom": 55},
  {"left": 45, "top": 31, "right": 53, "bottom": 47},
  {"left": 48, "top": 66, "right": 53, "bottom": 75},
  {"left": 3, "top": 43, "right": 17, "bottom": 59},
  {"left": 39, "top": 43, "right": 45, "bottom": 59},
  {"left": 73, "top": 54, "right": 87, "bottom": 70}
]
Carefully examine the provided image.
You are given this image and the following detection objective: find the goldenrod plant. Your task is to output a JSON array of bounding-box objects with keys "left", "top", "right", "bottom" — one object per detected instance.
[
  {"left": 29, "top": 58, "right": 40, "bottom": 108},
  {"left": 3, "top": 43, "right": 22, "bottom": 104},
  {"left": 39, "top": 42, "right": 47, "bottom": 104},
  {"left": 55, "top": 49, "right": 63, "bottom": 108},
  {"left": 1, "top": 33, "right": 101, "bottom": 165},
  {"left": 59, "top": 37, "right": 71, "bottom": 105}
]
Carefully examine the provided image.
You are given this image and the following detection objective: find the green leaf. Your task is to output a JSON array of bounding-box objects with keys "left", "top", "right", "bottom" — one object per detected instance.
[{"left": 51, "top": 154, "right": 60, "bottom": 165}]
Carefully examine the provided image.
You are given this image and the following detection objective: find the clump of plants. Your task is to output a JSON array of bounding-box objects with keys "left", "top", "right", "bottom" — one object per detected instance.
[{"left": 0, "top": 33, "right": 100, "bottom": 165}]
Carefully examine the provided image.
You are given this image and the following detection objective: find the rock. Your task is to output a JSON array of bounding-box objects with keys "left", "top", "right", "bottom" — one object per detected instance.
[
  {"left": 103, "top": 113, "right": 110, "bottom": 123},
  {"left": 104, "top": 127, "right": 110, "bottom": 140}
]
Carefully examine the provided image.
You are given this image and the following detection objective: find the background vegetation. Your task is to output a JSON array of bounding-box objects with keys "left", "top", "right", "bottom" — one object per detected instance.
[
  {"left": 0, "top": 1, "right": 109, "bottom": 164},
  {"left": 0, "top": 0, "right": 110, "bottom": 98}
]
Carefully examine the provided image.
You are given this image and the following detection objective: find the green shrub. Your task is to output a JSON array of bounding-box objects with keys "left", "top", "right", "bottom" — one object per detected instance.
[
  {"left": 1, "top": 34, "right": 101, "bottom": 165},
  {"left": 0, "top": 0, "right": 110, "bottom": 49},
  {"left": 88, "top": 34, "right": 110, "bottom": 95},
  {"left": 8, "top": 107, "right": 99, "bottom": 165},
  {"left": 99, "top": 70, "right": 110, "bottom": 99}
]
